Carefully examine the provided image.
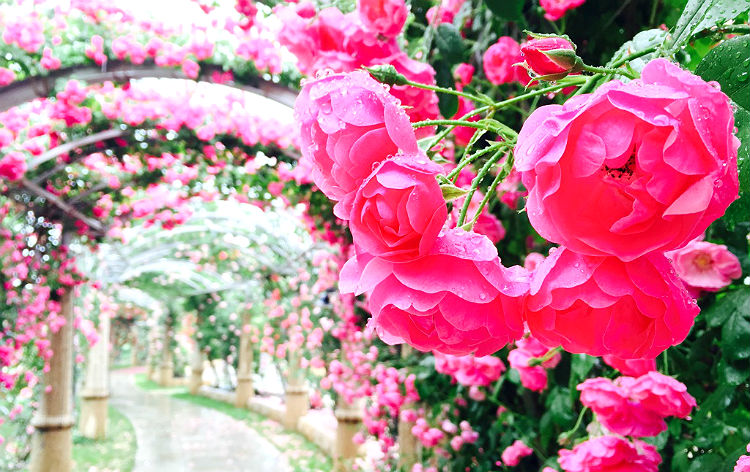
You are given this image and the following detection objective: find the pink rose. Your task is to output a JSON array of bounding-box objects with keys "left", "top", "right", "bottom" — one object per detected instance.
[
  {"left": 515, "top": 59, "right": 740, "bottom": 261},
  {"left": 525, "top": 247, "right": 698, "bottom": 359},
  {"left": 627, "top": 371, "right": 696, "bottom": 419},
  {"left": 558, "top": 436, "right": 661, "bottom": 472},
  {"left": 508, "top": 335, "right": 560, "bottom": 392},
  {"left": 483, "top": 37, "right": 529, "bottom": 85},
  {"left": 350, "top": 152, "right": 446, "bottom": 262},
  {"left": 601, "top": 355, "right": 656, "bottom": 377},
  {"left": 523, "top": 252, "right": 545, "bottom": 272},
  {"left": 501, "top": 440, "right": 533, "bottom": 466},
  {"left": 666, "top": 238, "right": 742, "bottom": 295},
  {"left": 736, "top": 454, "right": 750, "bottom": 472},
  {"left": 358, "top": 0, "right": 408, "bottom": 38},
  {"left": 0, "top": 151, "right": 27, "bottom": 181},
  {"left": 578, "top": 372, "right": 695, "bottom": 437},
  {"left": 520, "top": 36, "right": 577, "bottom": 77},
  {"left": 577, "top": 377, "right": 665, "bottom": 437},
  {"left": 0, "top": 67, "right": 16, "bottom": 86},
  {"left": 389, "top": 54, "right": 441, "bottom": 132},
  {"left": 434, "top": 352, "right": 505, "bottom": 387},
  {"left": 295, "top": 70, "right": 418, "bottom": 219},
  {"left": 341, "top": 229, "right": 528, "bottom": 355},
  {"left": 540, "top": 0, "right": 586, "bottom": 21}
]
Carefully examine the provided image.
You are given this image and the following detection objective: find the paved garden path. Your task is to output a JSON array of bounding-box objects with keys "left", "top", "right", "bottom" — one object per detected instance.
[{"left": 110, "top": 371, "right": 290, "bottom": 472}]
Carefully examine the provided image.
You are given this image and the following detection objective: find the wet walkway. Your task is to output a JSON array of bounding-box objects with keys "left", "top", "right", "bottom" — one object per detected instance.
[{"left": 110, "top": 371, "right": 290, "bottom": 472}]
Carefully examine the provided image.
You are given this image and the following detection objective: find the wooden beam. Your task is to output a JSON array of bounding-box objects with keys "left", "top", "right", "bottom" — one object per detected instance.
[{"left": 0, "top": 61, "right": 298, "bottom": 111}]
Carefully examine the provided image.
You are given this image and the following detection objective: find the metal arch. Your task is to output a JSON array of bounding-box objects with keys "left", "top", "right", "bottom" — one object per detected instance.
[{"left": 0, "top": 61, "right": 298, "bottom": 112}]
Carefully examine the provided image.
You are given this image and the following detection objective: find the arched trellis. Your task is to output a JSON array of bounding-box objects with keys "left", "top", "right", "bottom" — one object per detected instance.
[{"left": 0, "top": 61, "right": 298, "bottom": 112}]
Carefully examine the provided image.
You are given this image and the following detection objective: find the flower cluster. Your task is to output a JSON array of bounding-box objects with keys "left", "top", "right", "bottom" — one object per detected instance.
[{"left": 297, "top": 70, "right": 528, "bottom": 356}]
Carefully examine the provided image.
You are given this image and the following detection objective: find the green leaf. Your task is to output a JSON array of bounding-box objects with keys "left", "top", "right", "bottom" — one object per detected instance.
[
  {"left": 570, "top": 353, "right": 596, "bottom": 382},
  {"left": 722, "top": 103, "right": 750, "bottom": 227},
  {"left": 608, "top": 29, "right": 667, "bottom": 71},
  {"left": 435, "top": 62, "right": 459, "bottom": 118},
  {"left": 665, "top": 0, "right": 750, "bottom": 54},
  {"left": 483, "top": 0, "right": 524, "bottom": 21},
  {"left": 435, "top": 23, "right": 465, "bottom": 64},
  {"left": 440, "top": 182, "right": 469, "bottom": 201},
  {"left": 719, "top": 358, "right": 750, "bottom": 385},
  {"left": 722, "top": 302, "right": 750, "bottom": 361},
  {"left": 687, "top": 452, "right": 724, "bottom": 471},
  {"left": 704, "top": 288, "right": 749, "bottom": 327},
  {"left": 696, "top": 36, "right": 750, "bottom": 110}
]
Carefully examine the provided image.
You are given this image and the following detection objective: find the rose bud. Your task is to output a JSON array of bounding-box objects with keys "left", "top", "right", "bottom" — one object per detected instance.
[{"left": 520, "top": 36, "right": 580, "bottom": 80}]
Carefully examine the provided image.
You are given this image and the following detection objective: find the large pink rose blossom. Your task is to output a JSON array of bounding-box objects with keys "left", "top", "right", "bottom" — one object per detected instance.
[
  {"left": 501, "top": 440, "right": 534, "bottom": 466},
  {"left": 483, "top": 37, "right": 530, "bottom": 85},
  {"left": 578, "top": 372, "right": 695, "bottom": 437},
  {"left": 507, "top": 335, "right": 561, "bottom": 392},
  {"left": 558, "top": 436, "right": 661, "bottom": 472},
  {"left": 602, "top": 355, "right": 656, "bottom": 377},
  {"left": 349, "top": 151, "right": 447, "bottom": 262},
  {"left": 666, "top": 238, "right": 742, "bottom": 295},
  {"left": 295, "top": 70, "right": 418, "bottom": 219},
  {"left": 540, "top": 0, "right": 586, "bottom": 21},
  {"left": 358, "top": 0, "right": 408, "bottom": 38},
  {"left": 515, "top": 59, "right": 740, "bottom": 261},
  {"left": 340, "top": 229, "right": 528, "bottom": 355},
  {"left": 525, "top": 247, "right": 699, "bottom": 359}
]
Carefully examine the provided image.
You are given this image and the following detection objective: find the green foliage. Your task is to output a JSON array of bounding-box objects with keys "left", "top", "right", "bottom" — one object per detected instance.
[{"left": 664, "top": 0, "right": 750, "bottom": 54}]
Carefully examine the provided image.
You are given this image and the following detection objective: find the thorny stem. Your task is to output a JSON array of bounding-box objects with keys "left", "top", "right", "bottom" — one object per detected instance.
[
  {"left": 446, "top": 143, "right": 504, "bottom": 181},
  {"left": 456, "top": 149, "right": 503, "bottom": 227},
  {"left": 460, "top": 152, "right": 514, "bottom": 231},
  {"left": 527, "top": 346, "right": 563, "bottom": 367},
  {"left": 404, "top": 79, "right": 495, "bottom": 105},
  {"left": 582, "top": 64, "right": 638, "bottom": 79},
  {"left": 559, "top": 407, "right": 589, "bottom": 443}
]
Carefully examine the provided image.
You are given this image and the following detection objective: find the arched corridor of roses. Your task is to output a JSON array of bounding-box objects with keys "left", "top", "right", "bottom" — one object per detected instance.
[{"left": 109, "top": 371, "right": 289, "bottom": 472}]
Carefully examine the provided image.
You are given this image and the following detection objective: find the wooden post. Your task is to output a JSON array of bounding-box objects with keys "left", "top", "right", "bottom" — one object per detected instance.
[
  {"left": 235, "top": 311, "right": 254, "bottom": 408},
  {"left": 79, "top": 307, "right": 111, "bottom": 439},
  {"left": 283, "top": 349, "right": 308, "bottom": 430},
  {"left": 188, "top": 341, "right": 204, "bottom": 395},
  {"left": 334, "top": 397, "right": 364, "bottom": 472},
  {"left": 30, "top": 286, "right": 74, "bottom": 472},
  {"left": 129, "top": 325, "right": 139, "bottom": 367},
  {"left": 158, "top": 324, "right": 173, "bottom": 387}
]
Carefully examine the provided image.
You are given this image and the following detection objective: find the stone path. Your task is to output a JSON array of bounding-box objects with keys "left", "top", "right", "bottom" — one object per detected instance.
[{"left": 110, "top": 371, "right": 290, "bottom": 472}]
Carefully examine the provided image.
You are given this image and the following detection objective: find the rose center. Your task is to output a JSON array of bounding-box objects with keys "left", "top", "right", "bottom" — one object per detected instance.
[
  {"left": 603, "top": 153, "right": 636, "bottom": 181},
  {"left": 692, "top": 252, "right": 713, "bottom": 270}
]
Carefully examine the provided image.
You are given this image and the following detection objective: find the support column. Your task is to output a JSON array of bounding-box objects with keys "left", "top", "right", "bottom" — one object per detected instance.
[
  {"left": 334, "top": 397, "right": 364, "bottom": 472},
  {"left": 398, "top": 345, "right": 418, "bottom": 471},
  {"left": 79, "top": 307, "right": 111, "bottom": 439},
  {"left": 30, "top": 286, "right": 74, "bottom": 472},
  {"left": 283, "top": 350, "right": 308, "bottom": 430},
  {"left": 188, "top": 341, "right": 204, "bottom": 395},
  {"left": 129, "top": 325, "right": 139, "bottom": 367},
  {"left": 158, "top": 325, "right": 173, "bottom": 387},
  {"left": 235, "top": 312, "right": 254, "bottom": 408}
]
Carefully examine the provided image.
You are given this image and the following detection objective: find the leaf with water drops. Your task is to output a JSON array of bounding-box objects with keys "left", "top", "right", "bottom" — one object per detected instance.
[
  {"left": 664, "top": 0, "right": 750, "bottom": 55},
  {"left": 696, "top": 35, "right": 750, "bottom": 110}
]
